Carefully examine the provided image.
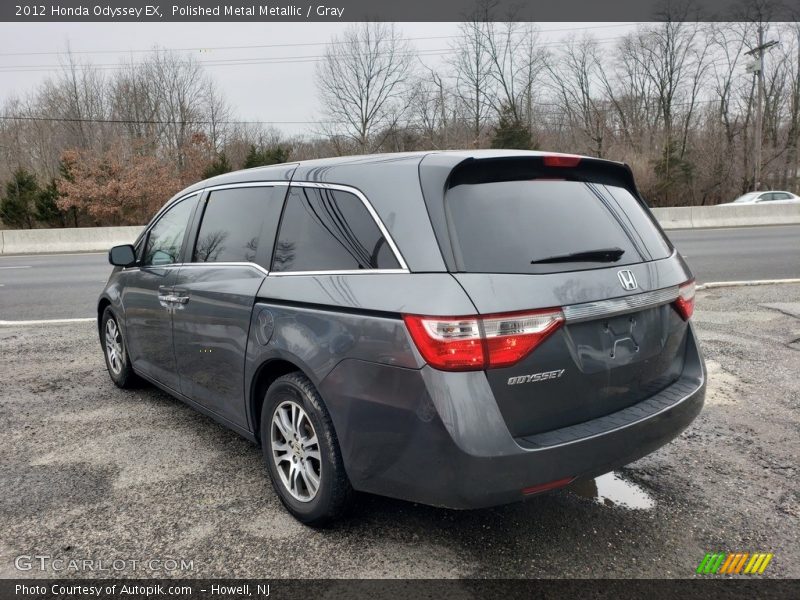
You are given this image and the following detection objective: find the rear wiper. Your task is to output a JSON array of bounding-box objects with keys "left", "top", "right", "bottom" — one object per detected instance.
[{"left": 531, "top": 247, "right": 625, "bottom": 265}]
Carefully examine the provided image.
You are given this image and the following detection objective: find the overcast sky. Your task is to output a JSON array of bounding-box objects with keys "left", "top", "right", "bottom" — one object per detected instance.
[{"left": 0, "top": 22, "right": 639, "bottom": 136}]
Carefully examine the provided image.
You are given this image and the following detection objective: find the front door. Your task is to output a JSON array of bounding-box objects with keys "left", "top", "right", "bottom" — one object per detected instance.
[{"left": 123, "top": 194, "right": 198, "bottom": 390}]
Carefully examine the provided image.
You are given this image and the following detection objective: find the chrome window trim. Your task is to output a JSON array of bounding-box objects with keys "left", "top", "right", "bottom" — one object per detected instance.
[
  {"left": 563, "top": 286, "right": 679, "bottom": 323},
  {"left": 123, "top": 262, "right": 408, "bottom": 277},
  {"left": 282, "top": 181, "right": 410, "bottom": 273},
  {"left": 181, "top": 180, "right": 409, "bottom": 275},
  {"left": 173, "top": 262, "right": 271, "bottom": 276},
  {"left": 174, "top": 263, "right": 418, "bottom": 279},
  {"left": 136, "top": 191, "right": 201, "bottom": 246},
  {"left": 270, "top": 269, "right": 409, "bottom": 277},
  {"left": 203, "top": 181, "right": 288, "bottom": 192},
  {"left": 129, "top": 180, "right": 410, "bottom": 276}
]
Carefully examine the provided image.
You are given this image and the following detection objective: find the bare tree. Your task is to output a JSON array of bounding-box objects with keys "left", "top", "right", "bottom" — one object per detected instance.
[
  {"left": 410, "top": 63, "right": 456, "bottom": 149},
  {"left": 449, "top": 7, "right": 494, "bottom": 147},
  {"left": 316, "top": 23, "right": 414, "bottom": 153},
  {"left": 545, "top": 35, "right": 608, "bottom": 156},
  {"left": 483, "top": 22, "right": 546, "bottom": 125},
  {"left": 146, "top": 50, "right": 210, "bottom": 170},
  {"left": 205, "top": 81, "right": 232, "bottom": 151}
]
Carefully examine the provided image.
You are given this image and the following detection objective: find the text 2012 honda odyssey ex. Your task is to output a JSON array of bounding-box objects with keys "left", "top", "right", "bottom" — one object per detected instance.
[{"left": 99, "top": 150, "right": 705, "bottom": 525}]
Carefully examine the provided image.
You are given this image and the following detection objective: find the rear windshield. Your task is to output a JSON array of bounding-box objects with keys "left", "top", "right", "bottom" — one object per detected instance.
[{"left": 444, "top": 180, "right": 671, "bottom": 274}]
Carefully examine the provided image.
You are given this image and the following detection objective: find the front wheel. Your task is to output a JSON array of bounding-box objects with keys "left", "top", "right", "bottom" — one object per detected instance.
[
  {"left": 261, "top": 372, "right": 352, "bottom": 526},
  {"left": 101, "top": 307, "right": 138, "bottom": 388}
]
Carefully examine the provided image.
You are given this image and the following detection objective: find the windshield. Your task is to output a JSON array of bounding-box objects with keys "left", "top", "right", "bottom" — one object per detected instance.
[
  {"left": 444, "top": 180, "right": 672, "bottom": 274},
  {"left": 733, "top": 193, "right": 759, "bottom": 203}
]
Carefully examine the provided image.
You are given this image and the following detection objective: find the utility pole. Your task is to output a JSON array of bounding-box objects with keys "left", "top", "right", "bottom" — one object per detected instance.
[{"left": 746, "top": 27, "right": 779, "bottom": 191}]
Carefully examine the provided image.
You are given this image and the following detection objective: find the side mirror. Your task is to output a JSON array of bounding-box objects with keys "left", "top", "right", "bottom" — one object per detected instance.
[{"left": 109, "top": 244, "right": 137, "bottom": 267}]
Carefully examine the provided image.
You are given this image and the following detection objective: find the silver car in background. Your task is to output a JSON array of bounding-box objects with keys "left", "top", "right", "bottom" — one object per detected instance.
[{"left": 723, "top": 191, "right": 800, "bottom": 205}]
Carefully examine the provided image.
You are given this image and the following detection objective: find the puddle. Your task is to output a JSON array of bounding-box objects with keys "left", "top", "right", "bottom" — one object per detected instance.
[{"left": 567, "top": 472, "right": 655, "bottom": 510}]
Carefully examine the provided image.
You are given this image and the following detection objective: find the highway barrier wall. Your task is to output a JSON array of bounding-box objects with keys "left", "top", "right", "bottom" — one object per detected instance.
[
  {"left": 0, "top": 226, "right": 143, "bottom": 255},
  {"left": 1, "top": 204, "right": 799, "bottom": 254},
  {"left": 652, "top": 203, "right": 800, "bottom": 229}
]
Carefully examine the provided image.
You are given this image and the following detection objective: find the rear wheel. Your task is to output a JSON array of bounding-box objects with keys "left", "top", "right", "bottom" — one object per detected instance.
[
  {"left": 261, "top": 372, "right": 352, "bottom": 526},
  {"left": 101, "top": 307, "right": 138, "bottom": 388}
]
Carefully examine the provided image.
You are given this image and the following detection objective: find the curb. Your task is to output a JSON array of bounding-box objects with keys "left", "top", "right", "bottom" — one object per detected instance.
[{"left": 696, "top": 278, "right": 800, "bottom": 291}]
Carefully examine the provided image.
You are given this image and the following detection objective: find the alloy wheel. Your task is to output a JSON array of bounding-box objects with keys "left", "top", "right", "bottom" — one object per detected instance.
[
  {"left": 270, "top": 400, "right": 322, "bottom": 502},
  {"left": 105, "top": 318, "right": 124, "bottom": 375}
]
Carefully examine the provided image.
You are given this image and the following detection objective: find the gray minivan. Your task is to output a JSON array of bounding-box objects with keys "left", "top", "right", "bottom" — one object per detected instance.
[{"left": 99, "top": 150, "right": 705, "bottom": 525}]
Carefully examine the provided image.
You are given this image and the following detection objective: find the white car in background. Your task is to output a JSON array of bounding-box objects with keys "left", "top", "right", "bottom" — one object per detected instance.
[{"left": 723, "top": 191, "right": 800, "bottom": 205}]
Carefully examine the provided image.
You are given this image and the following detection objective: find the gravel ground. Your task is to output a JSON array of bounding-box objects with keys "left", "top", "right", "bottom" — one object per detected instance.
[{"left": 0, "top": 284, "right": 798, "bottom": 579}]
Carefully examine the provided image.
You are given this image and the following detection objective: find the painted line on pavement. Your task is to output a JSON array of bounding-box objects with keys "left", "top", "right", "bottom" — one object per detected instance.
[
  {"left": 0, "top": 265, "right": 31, "bottom": 269},
  {"left": 697, "top": 278, "right": 800, "bottom": 291},
  {"left": 0, "top": 252, "right": 106, "bottom": 259},
  {"left": 0, "top": 318, "right": 95, "bottom": 326}
]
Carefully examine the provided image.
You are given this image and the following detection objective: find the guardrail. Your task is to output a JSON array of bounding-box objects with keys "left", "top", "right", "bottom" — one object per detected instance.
[
  {"left": 0, "top": 226, "right": 143, "bottom": 255},
  {"left": 0, "top": 204, "right": 798, "bottom": 254},
  {"left": 652, "top": 203, "right": 800, "bottom": 230}
]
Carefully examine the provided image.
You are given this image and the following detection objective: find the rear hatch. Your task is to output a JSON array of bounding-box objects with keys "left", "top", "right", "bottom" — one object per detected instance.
[{"left": 418, "top": 154, "right": 695, "bottom": 438}]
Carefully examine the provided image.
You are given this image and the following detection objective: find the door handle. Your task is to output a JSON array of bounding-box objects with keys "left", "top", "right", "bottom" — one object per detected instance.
[{"left": 158, "top": 293, "right": 189, "bottom": 305}]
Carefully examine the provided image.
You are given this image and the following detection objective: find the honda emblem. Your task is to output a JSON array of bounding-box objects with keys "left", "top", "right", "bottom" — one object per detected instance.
[{"left": 617, "top": 270, "right": 638, "bottom": 291}]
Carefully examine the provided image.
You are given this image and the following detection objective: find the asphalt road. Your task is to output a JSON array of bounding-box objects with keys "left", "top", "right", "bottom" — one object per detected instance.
[
  {"left": 0, "top": 252, "right": 111, "bottom": 321},
  {"left": 666, "top": 224, "right": 799, "bottom": 283},
  {"left": 0, "top": 225, "right": 798, "bottom": 321}
]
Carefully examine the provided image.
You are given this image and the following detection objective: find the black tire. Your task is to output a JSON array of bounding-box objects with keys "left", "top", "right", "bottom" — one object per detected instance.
[
  {"left": 261, "top": 372, "right": 353, "bottom": 526},
  {"left": 100, "top": 306, "right": 139, "bottom": 389}
]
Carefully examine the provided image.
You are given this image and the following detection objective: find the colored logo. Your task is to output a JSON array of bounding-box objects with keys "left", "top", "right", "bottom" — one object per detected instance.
[{"left": 696, "top": 552, "right": 774, "bottom": 575}]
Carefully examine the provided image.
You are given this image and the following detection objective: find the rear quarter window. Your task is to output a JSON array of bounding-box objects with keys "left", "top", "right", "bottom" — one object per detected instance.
[{"left": 272, "top": 186, "right": 400, "bottom": 272}]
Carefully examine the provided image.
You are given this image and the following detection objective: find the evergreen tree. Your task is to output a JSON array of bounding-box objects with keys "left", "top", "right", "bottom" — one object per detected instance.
[
  {"left": 490, "top": 105, "right": 533, "bottom": 150},
  {"left": 203, "top": 152, "right": 233, "bottom": 179},
  {"left": 653, "top": 140, "right": 693, "bottom": 205},
  {"left": 242, "top": 145, "right": 290, "bottom": 169},
  {"left": 35, "top": 179, "right": 67, "bottom": 227},
  {"left": 0, "top": 169, "right": 39, "bottom": 229}
]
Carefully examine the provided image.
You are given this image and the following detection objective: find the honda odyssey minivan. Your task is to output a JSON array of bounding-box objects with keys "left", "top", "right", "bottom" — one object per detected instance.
[{"left": 99, "top": 150, "right": 705, "bottom": 525}]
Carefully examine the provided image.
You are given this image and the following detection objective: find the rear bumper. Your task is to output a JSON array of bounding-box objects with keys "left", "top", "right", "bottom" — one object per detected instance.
[{"left": 319, "top": 326, "right": 705, "bottom": 510}]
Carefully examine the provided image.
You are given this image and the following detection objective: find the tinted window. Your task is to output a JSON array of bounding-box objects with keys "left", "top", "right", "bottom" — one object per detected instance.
[
  {"left": 143, "top": 195, "right": 196, "bottom": 266},
  {"left": 445, "top": 180, "right": 670, "bottom": 274},
  {"left": 194, "top": 187, "right": 275, "bottom": 264},
  {"left": 272, "top": 187, "right": 400, "bottom": 272},
  {"left": 600, "top": 185, "right": 672, "bottom": 260}
]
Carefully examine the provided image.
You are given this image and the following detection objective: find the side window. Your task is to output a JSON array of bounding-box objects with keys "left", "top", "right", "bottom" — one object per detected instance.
[
  {"left": 773, "top": 192, "right": 791, "bottom": 200},
  {"left": 143, "top": 195, "right": 197, "bottom": 266},
  {"left": 193, "top": 187, "right": 277, "bottom": 264},
  {"left": 758, "top": 193, "right": 774, "bottom": 202},
  {"left": 272, "top": 186, "right": 400, "bottom": 272}
]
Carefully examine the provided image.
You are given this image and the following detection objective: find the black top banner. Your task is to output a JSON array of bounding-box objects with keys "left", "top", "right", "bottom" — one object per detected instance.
[{"left": 1, "top": 0, "right": 798, "bottom": 22}]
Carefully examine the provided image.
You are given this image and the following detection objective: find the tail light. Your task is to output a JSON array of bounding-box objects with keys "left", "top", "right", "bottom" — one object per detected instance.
[
  {"left": 673, "top": 280, "right": 696, "bottom": 320},
  {"left": 403, "top": 308, "right": 565, "bottom": 372},
  {"left": 542, "top": 154, "right": 582, "bottom": 168}
]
